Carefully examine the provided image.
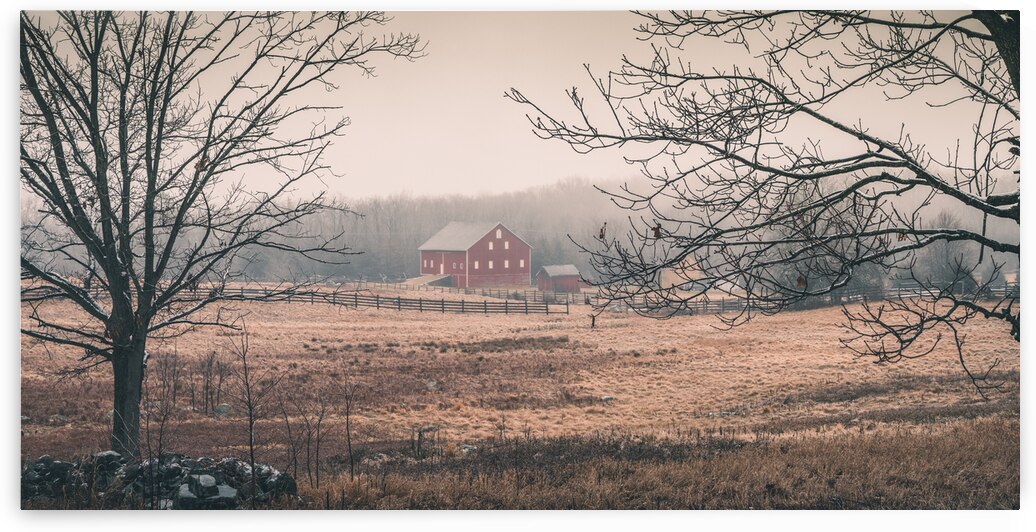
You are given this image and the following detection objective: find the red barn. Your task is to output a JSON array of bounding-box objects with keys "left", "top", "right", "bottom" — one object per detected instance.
[
  {"left": 418, "top": 222, "right": 532, "bottom": 288},
  {"left": 536, "top": 264, "right": 582, "bottom": 293}
]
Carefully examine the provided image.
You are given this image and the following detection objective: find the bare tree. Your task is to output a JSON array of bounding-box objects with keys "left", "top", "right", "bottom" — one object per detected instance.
[
  {"left": 141, "top": 348, "right": 184, "bottom": 509},
  {"left": 20, "top": 11, "right": 423, "bottom": 458},
  {"left": 227, "top": 324, "right": 282, "bottom": 508},
  {"left": 508, "top": 10, "right": 1018, "bottom": 393},
  {"left": 338, "top": 365, "right": 362, "bottom": 481}
]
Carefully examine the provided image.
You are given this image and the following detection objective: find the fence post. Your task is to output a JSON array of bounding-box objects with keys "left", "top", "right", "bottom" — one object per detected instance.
[
  {"left": 441, "top": 298, "right": 445, "bottom": 314},
  {"left": 461, "top": 300, "right": 465, "bottom": 313},
  {"left": 505, "top": 300, "right": 509, "bottom": 314},
  {"left": 483, "top": 300, "right": 487, "bottom": 314},
  {"left": 354, "top": 293, "right": 358, "bottom": 309},
  {"left": 524, "top": 300, "right": 528, "bottom": 314},
  {"left": 419, "top": 298, "right": 423, "bottom": 312},
  {"left": 376, "top": 294, "right": 380, "bottom": 309},
  {"left": 566, "top": 300, "right": 569, "bottom": 315}
]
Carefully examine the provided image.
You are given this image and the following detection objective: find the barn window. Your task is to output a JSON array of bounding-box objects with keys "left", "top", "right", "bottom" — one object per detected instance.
[
  {"left": 423, "top": 259, "right": 426, "bottom": 268},
  {"left": 489, "top": 261, "right": 494, "bottom": 269},
  {"left": 474, "top": 261, "right": 479, "bottom": 270},
  {"left": 488, "top": 241, "right": 494, "bottom": 250},
  {"left": 496, "top": 229, "right": 502, "bottom": 239},
  {"left": 430, "top": 260, "right": 434, "bottom": 268},
  {"left": 504, "top": 241, "right": 509, "bottom": 250},
  {"left": 520, "top": 259, "right": 525, "bottom": 268}
]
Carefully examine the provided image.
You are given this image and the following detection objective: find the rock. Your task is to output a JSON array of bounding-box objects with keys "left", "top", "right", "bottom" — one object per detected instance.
[
  {"left": 21, "top": 416, "right": 31, "bottom": 424},
  {"left": 600, "top": 395, "right": 615, "bottom": 403},
  {"left": 265, "top": 472, "right": 297, "bottom": 497},
  {"left": 49, "top": 461, "right": 74, "bottom": 481},
  {"left": 217, "top": 457, "right": 251, "bottom": 484},
  {"left": 48, "top": 414, "right": 69, "bottom": 424},
  {"left": 174, "top": 483, "right": 198, "bottom": 508},
  {"left": 93, "top": 450, "right": 124, "bottom": 471},
  {"left": 174, "top": 480, "right": 238, "bottom": 510},
  {"left": 460, "top": 444, "right": 478, "bottom": 455},
  {"left": 23, "top": 452, "right": 292, "bottom": 508},
  {"left": 163, "top": 463, "right": 183, "bottom": 480},
  {"left": 213, "top": 403, "right": 231, "bottom": 417},
  {"left": 214, "top": 485, "right": 239, "bottom": 508},
  {"left": 120, "top": 463, "right": 141, "bottom": 482},
  {"left": 188, "top": 474, "right": 219, "bottom": 498},
  {"left": 160, "top": 452, "right": 185, "bottom": 465},
  {"left": 23, "top": 469, "right": 41, "bottom": 484}
]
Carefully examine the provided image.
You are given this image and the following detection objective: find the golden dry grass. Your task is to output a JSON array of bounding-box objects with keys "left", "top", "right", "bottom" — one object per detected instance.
[
  {"left": 20, "top": 291, "right": 1019, "bottom": 508},
  {"left": 287, "top": 417, "right": 1018, "bottom": 509}
]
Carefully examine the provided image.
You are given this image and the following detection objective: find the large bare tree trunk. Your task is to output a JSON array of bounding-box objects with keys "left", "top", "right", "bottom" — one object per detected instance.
[
  {"left": 110, "top": 339, "right": 146, "bottom": 460},
  {"left": 973, "top": 10, "right": 1020, "bottom": 92}
]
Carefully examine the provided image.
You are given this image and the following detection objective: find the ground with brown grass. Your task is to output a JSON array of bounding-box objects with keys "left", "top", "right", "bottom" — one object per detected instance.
[{"left": 20, "top": 291, "right": 1020, "bottom": 509}]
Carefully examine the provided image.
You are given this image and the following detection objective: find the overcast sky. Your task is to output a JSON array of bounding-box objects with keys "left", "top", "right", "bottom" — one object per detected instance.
[
  {"left": 328, "top": 11, "right": 643, "bottom": 198},
  {"left": 25, "top": 10, "right": 998, "bottom": 201},
  {"left": 317, "top": 10, "right": 993, "bottom": 200}
]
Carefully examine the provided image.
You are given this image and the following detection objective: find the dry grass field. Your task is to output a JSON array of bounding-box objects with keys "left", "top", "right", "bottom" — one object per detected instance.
[{"left": 20, "top": 290, "right": 1020, "bottom": 508}]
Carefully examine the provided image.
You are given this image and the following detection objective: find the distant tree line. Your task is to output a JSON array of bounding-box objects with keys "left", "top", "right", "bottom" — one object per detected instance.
[{"left": 239, "top": 178, "right": 632, "bottom": 283}]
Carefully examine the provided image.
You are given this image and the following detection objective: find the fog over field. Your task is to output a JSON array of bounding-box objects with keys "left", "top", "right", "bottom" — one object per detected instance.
[{"left": 18, "top": 9, "right": 1020, "bottom": 516}]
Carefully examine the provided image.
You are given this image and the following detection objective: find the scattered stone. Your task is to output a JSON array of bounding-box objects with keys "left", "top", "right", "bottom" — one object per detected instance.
[
  {"left": 22, "top": 452, "right": 295, "bottom": 509},
  {"left": 213, "top": 403, "right": 232, "bottom": 418},
  {"left": 460, "top": 444, "right": 478, "bottom": 455},
  {"left": 600, "top": 395, "right": 615, "bottom": 403},
  {"left": 189, "top": 474, "right": 219, "bottom": 498},
  {"left": 174, "top": 479, "right": 239, "bottom": 509},
  {"left": 265, "top": 472, "right": 296, "bottom": 497},
  {"left": 94, "top": 450, "right": 123, "bottom": 469}
]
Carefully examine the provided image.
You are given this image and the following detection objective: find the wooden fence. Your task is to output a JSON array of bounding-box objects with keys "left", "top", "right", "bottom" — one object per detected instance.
[
  {"left": 344, "top": 280, "right": 586, "bottom": 305},
  {"left": 29, "top": 279, "right": 1017, "bottom": 318},
  {"left": 212, "top": 287, "right": 568, "bottom": 315},
  {"left": 340, "top": 279, "right": 1019, "bottom": 310}
]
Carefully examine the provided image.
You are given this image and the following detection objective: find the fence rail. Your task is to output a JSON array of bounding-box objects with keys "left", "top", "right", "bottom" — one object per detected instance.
[
  {"left": 343, "top": 280, "right": 587, "bottom": 305},
  {"left": 340, "top": 279, "right": 1019, "bottom": 310},
  {"left": 192, "top": 287, "right": 568, "bottom": 315},
  {"left": 26, "top": 279, "right": 1017, "bottom": 318}
]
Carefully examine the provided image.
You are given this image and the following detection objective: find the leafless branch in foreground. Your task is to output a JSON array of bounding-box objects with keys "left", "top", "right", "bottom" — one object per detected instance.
[
  {"left": 20, "top": 10, "right": 424, "bottom": 458},
  {"left": 509, "top": 10, "right": 1018, "bottom": 394}
]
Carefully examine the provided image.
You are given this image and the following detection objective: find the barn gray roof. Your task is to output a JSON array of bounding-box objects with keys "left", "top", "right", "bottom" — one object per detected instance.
[
  {"left": 539, "top": 264, "right": 580, "bottom": 277},
  {"left": 418, "top": 222, "right": 498, "bottom": 251}
]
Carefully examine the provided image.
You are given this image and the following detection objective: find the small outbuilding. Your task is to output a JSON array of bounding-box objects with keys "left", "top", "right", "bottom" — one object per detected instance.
[{"left": 536, "top": 264, "right": 582, "bottom": 293}]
